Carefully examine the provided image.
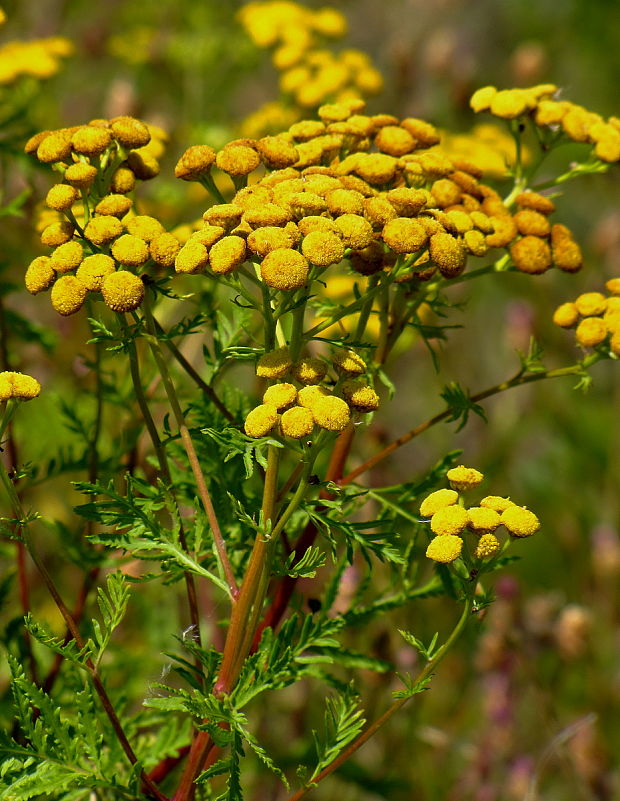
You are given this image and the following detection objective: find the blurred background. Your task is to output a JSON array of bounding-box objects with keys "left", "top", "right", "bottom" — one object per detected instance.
[{"left": 1, "top": 1, "right": 619, "bottom": 799}]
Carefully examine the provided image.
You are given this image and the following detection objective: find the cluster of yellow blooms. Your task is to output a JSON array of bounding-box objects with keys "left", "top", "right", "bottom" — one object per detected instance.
[
  {"left": 553, "top": 279, "right": 620, "bottom": 355},
  {"left": 0, "top": 8, "right": 72, "bottom": 86},
  {"left": 244, "top": 346, "right": 379, "bottom": 439},
  {"left": 23, "top": 117, "right": 172, "bottom": 316},
  {"left": 175, "top": 97, "right": 583, "bottom": 289},
  {"left": 419, "top": 466, "right": 540, "bottom": 565},
  {"left": 238, "top": 1, "right": 382, "bottom": 136},
  {"left": 471, "top": 84, "right": 620, "bottom": 163},
  {"left": 0, "top": 371, "right": 41, "bottom": 402}
]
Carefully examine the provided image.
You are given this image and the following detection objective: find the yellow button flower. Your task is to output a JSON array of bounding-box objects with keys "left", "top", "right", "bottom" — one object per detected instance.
[
  {"left": 332, "top": 348, "right": 366, "bottom": 375},
  {"left": 101, "top": 271, "right": 145, "bottom": 312},
  {"left": 291, "top": 357, "right": 327, "bottom": 385},
  {"left": 174, "top": 241, "right": 209, "bottom": 275},
  {"left": 110, "top": 116, "right": 151, "bottom": 149},
  {"left": 150, "top": 233, "right": 181, "bottom": 268},
  {"left": 447, "top": 465, "right": 484, "bottom": 491},
  {"left": 41, "top": 221, "right": 75, "bottom": 247},
  {"left": 25, "top": 256, "right": 55, "bottom": 294},
  {"left": 256, "top": 346, "right": 292, "bottom": 379},
  {"left": 575, "top": 317, "right": 608, "bottom": 348},
  {"left": 341, "top": 379, "right": 380, "bottom": 412},
  {"left": 248, "top": 226, "right": 296, "bottom": 257},
  {"left": 84, "top": 216, "right": 123, "bottom": 246},
  {"left": 419, "top": 488, "right": 458, "bottom": 518},
  {"left": 430, "top": 505, "right": 469, "bottom": 536},
  {"left": 111, "top": 234, "right": 150, "bottom": 267},
  {"left": 260, "top": 248, "right": 309, "bottom": 290},
  {"left": 550, "top": 224, "right": 583, "bottom": 273},
  {"left": 174, "top": 144, "right": 217, "bottom": 180},
  {"left": 76, "top": 254, "right": 115, "bottom": 291},
  {"left": 45, "top": 184, "right": 79, "bottom": 211},
  {"left": 553, "top": 302, "right": 579, "bottom": 328},
  {"left": 467, "top": 507, "right": 501, "bottom": 532},
  {"left": 50, "top": 241, "right": 84, "bottom": 273},
  {"left": 426, "top": 534, "right": 463, "bottom": 564},
  {"left": 301, "top": 231, "right": 345, "bottom": 267},
  {"left": 510, "top": 235, "right": 551, "bottom": 275},
  {"left": 480, "top": 496, "right": 515, "bottom": 513},
  {"left": 311, "top": 395, "right": 351, "bottom": 432},
  {"left": 64, "top": 162, "right": 98, "bottom": 188},
  {"left": 382, "top": 218, "right": 427, "bottom": 254},
  {"left": 244, "top": 403, "right": 279, "bottom": 438},
  {"left": 124, "top": 215, "right": 165, "bottom": 243},
  {"left": 263, "top": 382, "right": 297, "bottom": 410},
  {"left": 209, "top": 236, "right": 247, "bottom": 275},
  {"left": 71, "top": 125, "right": 112, "bottom": 156},
  {"left": 501, "top": 506, "right": 540, "bottom": 537},
  {"left": 474, "top": 533, "right": 501, "bottom": 559},
  {"left": 429, "top": 232, "right": 467, "bottom": 278},
  {"left": 216, "top": 144, "right": 261, "bottom": 177},
  {"left": 280, "top": 405, "right": 314, "bottom": 439},
  {"left": 0, "top": 371, "right": 41, "bottom": 402},
  {"left": 95, "top": 194, "right": 133, "bottom": 218},
  {"left": 51, "top": 275, "right": 88, "bottom": 316},
  {"left": 574, "top": 292, "right": 607, "bottom": 317}
]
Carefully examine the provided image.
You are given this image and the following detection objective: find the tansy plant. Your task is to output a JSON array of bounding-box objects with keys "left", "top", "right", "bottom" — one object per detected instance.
[{"left": 2, "top": 64, "right": 620, "bottom": 801}]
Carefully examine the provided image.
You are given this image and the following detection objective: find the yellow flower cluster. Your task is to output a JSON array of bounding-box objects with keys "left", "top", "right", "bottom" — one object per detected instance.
[
  {"left": 419, "top": 466, "right": 540, "bottom": 565},
  {"left": 553, "top": 278, "right": 620, "bottom": 354},
  {"left": 244, "top": 345, "right": 379, "bottom": 438},
  {"left": 471, "top": 85, "right": 620, "bottom": 163},
  {"left": 238, "top": 1, "right": 382, "bottom": 131},
  {"left": 177, "top": 99, "right": 583, "bottom": 290},
  {"left": 24, "top": 118, "right": 177, "bottom": 316},
  {"left": 0, "top": 371, "right": 41, "bottom": 402},
  {"left": 0, "top": 35, "right": 72, "bottom": 85}
]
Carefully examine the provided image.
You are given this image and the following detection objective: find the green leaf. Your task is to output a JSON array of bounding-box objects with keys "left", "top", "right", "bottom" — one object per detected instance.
[
  {"left": 440, "top": 381, "right": 487, "bottom": 431},
  {"left": 310, "top": 686, "right": 366, "bottom": 781},
  {"left": 398, "top": 629, "right": 440, "bottom": 661}
]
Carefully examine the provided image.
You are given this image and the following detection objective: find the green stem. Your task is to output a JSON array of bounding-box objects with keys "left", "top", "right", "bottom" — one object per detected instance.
[
  {"left": 288, "top": 594, "right": 475, "bottom": 801},
  {"left": 141, "top": 296, "right": 238, "bottom": 599},
  {"left": 340, "top": 355, "right": 602, "bottom": 486},
  {"left": 288, "top": 296, "right": 307, "bottom": 363},
  {"left": 354, "top": 274, "right": 380, "bottom": 342},
  {"left": 0, "top": 459, "right": 169, "bottom": 801},
  {"left": 152, "top": 316, "right": 235, "bottom": 423},
  {"left": 120, "top": 315, "right": 204, "bottom": 645}
]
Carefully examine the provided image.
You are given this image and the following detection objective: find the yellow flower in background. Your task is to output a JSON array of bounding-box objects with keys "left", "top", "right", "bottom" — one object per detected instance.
[{"left": 0, "top": 372, "right": 41, "bottom": 402}]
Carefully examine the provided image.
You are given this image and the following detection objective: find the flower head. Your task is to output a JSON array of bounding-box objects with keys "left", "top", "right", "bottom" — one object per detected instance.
[
  {"left": 280, "top": 405, "right": 314, "bottom": 439},
  {"left": 430, "top": 505, "right": 469, "bottom": 536},
  {"left": 474, "top": 533, "right": 501, "bottom": 559},
  {"left": 419, "top": 488, "right": 458, "bottom": 518},
  {"left": 426, "top": 534, "right": 463, "bottom": 564},
  {"left": 311, "top": 395, "right": 351, "bottom": 432},
  {"left": 263, "top": 382, "right": 297, "bottom": 410},
  {"left": 260, "top": 248, "right": 309, "bottom": 290},
  {"left": 0, "top": 372, "right": 41, "bottom": 402},
  {"left": 256, "top": 346, "right": 292, "bottom": 379},
  {"left": 447, "top": 465, "right": 484, "bottom": 492},
  {"left": 209, "top": 236, "right": 247, "bottom": 275},
  {"left": 25, "top": 256, "right": 55, "bottom": 294},
  {"left": 51, "top": 275, "right": 88, "bottom": 316},
  {"left": 76, "top": 254, "right": 115, "bottom": 291},
  {"left": 101, "top": 271, "right": 144, "bottom": 312},
  {"left": 111, "top": 234, "right": 150, "bottom": 266},
  {"left": 501, "top": 505, "right": 540, "bottom": 538},
  {"left": 244, "top": 403, "right": 279, "bottom": 438},
  {"left": 291, "top": 357, "right": 327, "bottom": 385}
]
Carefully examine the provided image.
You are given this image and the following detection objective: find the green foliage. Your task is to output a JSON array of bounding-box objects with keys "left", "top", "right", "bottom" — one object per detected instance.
[{"left": 310, "top": 687, "right": 366, "bottom": 781}]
